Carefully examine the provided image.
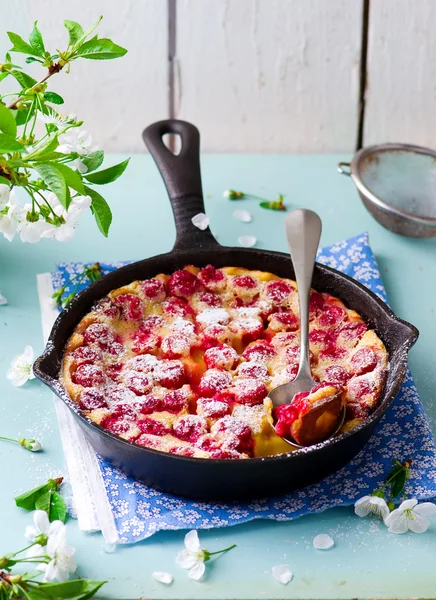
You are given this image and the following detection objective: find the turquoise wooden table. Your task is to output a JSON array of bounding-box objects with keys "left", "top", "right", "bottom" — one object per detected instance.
[{"left": 1, "top": 154, "right": 436, "bottom": 599}]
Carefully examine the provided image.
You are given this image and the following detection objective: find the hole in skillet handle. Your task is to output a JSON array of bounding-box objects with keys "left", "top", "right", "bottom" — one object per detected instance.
[{"left": 142, "top": 119, "right": 220, "bottom": 253}]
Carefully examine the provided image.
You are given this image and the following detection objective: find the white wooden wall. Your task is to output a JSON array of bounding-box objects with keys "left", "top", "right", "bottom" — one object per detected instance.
[{"left": 1, "top": 0, "right": 435, "bottom": 153}]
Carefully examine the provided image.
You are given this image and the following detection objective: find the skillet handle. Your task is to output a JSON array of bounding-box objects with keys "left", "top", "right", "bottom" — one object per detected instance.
[{"left": 143, "top": 119, "right": 219, "bottom": 252}]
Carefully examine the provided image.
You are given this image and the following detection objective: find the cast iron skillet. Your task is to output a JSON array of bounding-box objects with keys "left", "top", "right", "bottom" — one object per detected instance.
[{"left": 34, "top": 119, "right": 419, "bottom": 501}]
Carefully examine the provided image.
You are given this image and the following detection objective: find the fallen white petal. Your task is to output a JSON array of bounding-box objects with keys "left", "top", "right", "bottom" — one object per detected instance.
[
  {"left": 233, "top": 209, "right": 252, "bottom": 223},
  {"left": 272, "top": 564, "right": 293, "bottom": 585},
  {"left": 238, "top": 235, "right": 257, "bottom": 248},
  {"left": 152, "top": 571, "right": 174, "bottom": 585},
  {"left": 313, "top": 534, "right": 334, "bottom": 550},
  {"left": 192, "top": 213, "right": 210, "bottom": 231},
  {"left": 414, "top": 502, "right": 436, "bottom": 517},
  {"left": 0, "top": 290, "right": 7, "bottom": 305}
]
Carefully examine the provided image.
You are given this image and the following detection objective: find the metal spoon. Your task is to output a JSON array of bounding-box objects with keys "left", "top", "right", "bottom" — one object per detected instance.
[{"left": 269, "top": 209, "right": 345, "bottom": 447}]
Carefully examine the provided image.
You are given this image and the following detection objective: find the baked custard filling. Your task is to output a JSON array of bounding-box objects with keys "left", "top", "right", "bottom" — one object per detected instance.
[{"left": 61, "top": 265, "right": 388, "bottom": 459}]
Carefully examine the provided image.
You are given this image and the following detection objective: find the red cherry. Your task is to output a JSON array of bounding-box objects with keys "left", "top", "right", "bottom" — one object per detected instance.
[
  {"left": 347, "top": 376, "right": 375, "bottom": 399},
  {"left": 233, "top": 275, "right": 257, "bottom": 289},
  {"left": 93, "top": 297, "right": 120, "bottom": 319},
  {"left": 346, "top": 402, "right": 370, "bottom": 419},
  {"left": 136, "top": 394, "right": 162, "bottom": 415},
  {"left": 198, "top": 369, "right": 232, "bottom": 397},
  {"left": 123, "top": 371, "right": 152, "bottom": 396},
  {"left": 319, "top": 345, "right": 348, "bottom": 360},
  {"left": 112, "top": 403, "right": 137, "bottom": 421},
  {"left": 309, "top": 329, "right": 327, "bottom": 345},
  {"left": 198, "top": 292, "right": 221, "bottom": 307},
  {"left": 324, "top": 365, "right": 350, "bottom": 386},
  {"left": 164, "top": 297, "right": 194, "bottom": 317},
  {"left": 319, "top": 304, "right": 346, "bottom": 328},
  {"left": 198, "top": 265, "right": 225, "bottom": 290},
  {"left": 309, "top": 292, "right": 325, "bottom": 316},
  {"left": 242, "top": 341, "right": 275, "bottom": 362},
  {"left": 168, "top": 269, "right": 199, "bottom": 298},
  {"left": 173, "top": 415, "right": 208, "bottom": 443},
  {"left": 106, "top": 363, "right": 123, "bottom": 381},
  {"left": 233, "top": 377, "right": 268, "bottom": 406},
  {"left": 209, "top": 449, "right": 240, "bottom": 459},
  {"left": 200, "top": 324, "right": 230, "bottom": 348},
  {"left": 72, "top": 346, "right": 101, "bottom": 366},
  {"left": 198, "top": 395, "right": 233, "bottom": 418},
  {"left": 131, "top": 330, "right": 161, "bottom": 355},
  {"left": 136, "top": 418, "right": 170, "bottom": 436},
  {"left": 269, "top": 311, "right": 298, "bottom": 331},
  {"left": 338, "top": 321, "right": 368, "bottom": 341},
  {"left": 229, "top": 317, "right": 263, "bottom": 342},
  {"left": 83, "top": 323, "right": 113, "bottom": 346},
  {"left": 161, "top": 389, "right": 189, "bottom": 413},
  {"left": 72, "top": 364, "right": 105, "bottom": 387},
  {"left": 350, "top": 347, "right": 377, "bottom": 376},
  {"left": 101, "top": 416, "right": 132, "bottom": 435},
  {"left": 114, "top": 294, "right": 143, "bottom": 321},
  {"left": 204, "top": 344, "right": 238, "bottom": 370},
  {"left": 212, "top": 416, "right": 254, "bottom": 454},
  {"left": 237, "top": 362, "right": 269, "bottom": 380},
  {"left": 154, "top": 360, "right": 187, "bottom": 389},
  {"left": 79, "top": 389, "right": 107, "bottom": 410},
  {"left": 265, "top": 280, "right": 293, "bottom": 302},
  {"left": 161, "top": 333, "right": 191, "bottom": 358},
  {"left": 141, "top": 278, "right": 166, "bottom": 301},
  {"left": 141, "top": 315, "right": 165, "bottom": 334}
]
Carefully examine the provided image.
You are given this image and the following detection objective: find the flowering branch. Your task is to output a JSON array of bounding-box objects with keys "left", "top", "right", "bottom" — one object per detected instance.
[
  {"left": 0, "top": 511, "right": 106, "bottom": 597},
  {"left": 0, "top": 17, "right": 129, "bottom": 243},
  {"left": 0, "top": 435, "right": 42, "bottom": 452},
  {"left": 15, "top": 478, "right": 67, "bottom": 523},
  {"left": 52, "top": 262, "right": 102, "bottom": 307},
  {"left": 223, "top": 189, "right": 286, "bottom": 211}
]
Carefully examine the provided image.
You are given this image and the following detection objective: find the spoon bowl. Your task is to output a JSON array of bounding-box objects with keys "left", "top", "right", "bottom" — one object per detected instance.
[{"left": 269, "top": 209, "right": 346, "bottom": 448}]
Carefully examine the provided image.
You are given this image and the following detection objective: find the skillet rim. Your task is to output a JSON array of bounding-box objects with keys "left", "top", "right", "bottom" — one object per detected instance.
[{"left": 33, "top": 244, "right": 419, "bottom": 466}]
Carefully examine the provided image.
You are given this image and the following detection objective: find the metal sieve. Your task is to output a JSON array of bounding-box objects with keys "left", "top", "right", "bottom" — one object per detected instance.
[{"left": 338, "top": 143, "right": 436, "bottom": 238}]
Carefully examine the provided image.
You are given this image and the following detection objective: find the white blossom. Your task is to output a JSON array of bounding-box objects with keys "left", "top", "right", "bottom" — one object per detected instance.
[
  {"left": 384, "top": 498, "right": 436, "bottom": 534},
  {"left": 272, "top": 564, "right": 293, "bottom": 585},
  {"left": 152, "top": 571, "right": 174, "bottom": 585},
  {"left": 0, "top": 290, "right": 7, "bottom": 305},
  {"left": 313, "top": 534, "right": 334, "bottom": 550},
  {"left": 191, "top": 213, "right": 210, "bottom": 231},
  {"left": 176, "top": 530, "right": 206, "bottom": 580},
  {"left": 0, "top": 184, "right": 10, "bottom": 210},
  {"left": 37, "top": 527, "right": 76, "bottom": 582},
  {"left": 58, "top": 129, "right": 94, "bottom": 173},
  {"left": 354, "top": 495, "right": 390, "bottom": 519},
  {"left": 38, "top": 110, "right": 76, "bottom": 129},
  {"left": 25, "top": 510, "right": 64, "bottom": 548},
  {"left": 40, "top": 194, "right": 91, "bottom": 242},
  {"left": 7, "top": 345, "right": 35, "bottom": 387},
  {"left": 0, "top": 189, "right": 19, "bottom": 242}
]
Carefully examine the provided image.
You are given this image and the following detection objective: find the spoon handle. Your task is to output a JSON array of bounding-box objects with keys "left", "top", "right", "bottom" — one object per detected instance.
[{"left": 284, "top": 210, "right": 322, "bottom": 381}]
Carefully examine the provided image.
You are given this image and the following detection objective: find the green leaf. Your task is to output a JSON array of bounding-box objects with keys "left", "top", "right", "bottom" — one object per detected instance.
[
  {"left": 391, "top": 469, "right": 407, "bottom": 498},
  {"left": 75, "top": 38, "right": 127, "bottom": 60},
  {"left": 35, "top": 163, "right": 68, "bottom": 208},
  {"left": 27, "top": 135, "right": 60, "bottom": 161},
  {"left": 10, "top": 69, "right": 37, "bottom": 89},
  {"left": 5, "top": 52, "right": 11, "bottom": 62},
  {"left": 29, "top": 21, "right": 45, "bottom": 57},
  {"left": 0, "top": 133, "right": 25, "bottom": 153},
  {"left": 54, "top": 163, "right": 86, "bottom": 194},
  {"left": 49, "top": 491, "right": 67, "bottom": 523},
  {"left": 37, "top": 579, "right": 106, "bottom": 600},
  {"left": 81, "top": 150, "right": 104, "bottom": 172},
  {"left": 0, "top": 104, "right": 17, "bottom": 137},
  {"left": 0, "top": 176, "right": 11, "bottom": 186},
  {"left": 44, "top": 91, "right": 64, "bottom": 105},
  {"left": 35, "top": 489, "right": 51, "bottom": 514},
  {"left": 64, "top": 20, "right": 84, "bottom": 46},
  {"left": 7, "top": 32, "right": 40, "bottom": 56},
  {"left": 15, "top": 108, "right": 30, "bottom": 126},
  {"left": 26, "top": 56, "right": 42, "bottom": 64},
  {"left": 84, "top": 185, "right": 112, "bottom": 237},
  {"left": 0, "top": 72, "right": 9, "bottom": 83},
  {"left": 14, "top": 483, "right": 50, "bottom": 511},
  {"left": 84, "top": 158, "right": 129, "bottom": 185}
]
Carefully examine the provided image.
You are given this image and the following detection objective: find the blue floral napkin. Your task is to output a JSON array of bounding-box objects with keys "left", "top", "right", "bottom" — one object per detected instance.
[{"left": 52, "top": 233, "right": 436, "bottom": 544}]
